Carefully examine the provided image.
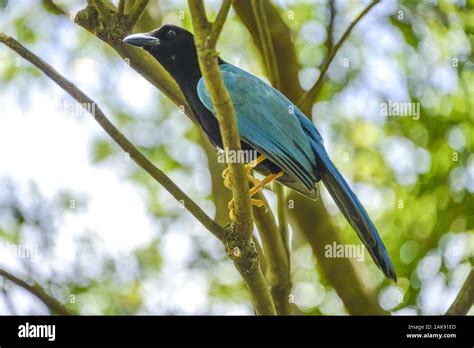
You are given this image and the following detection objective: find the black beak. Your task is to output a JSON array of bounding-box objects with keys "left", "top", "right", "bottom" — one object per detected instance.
[{"left": 123, "top": 33, "right": 160, "bottom": 48}]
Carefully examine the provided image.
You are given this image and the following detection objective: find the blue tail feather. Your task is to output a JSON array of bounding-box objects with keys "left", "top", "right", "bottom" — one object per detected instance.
[{"left": 310, "top": 139, "right": 397, "bottom": 281}]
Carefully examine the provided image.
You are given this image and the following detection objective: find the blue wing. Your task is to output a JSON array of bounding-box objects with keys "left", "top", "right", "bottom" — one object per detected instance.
[
  {"left": 197, "top": 63, "right": 319, "bottom": 196},
  {"left": 197, "top": 63, "right": 396, "bottom": 281}
]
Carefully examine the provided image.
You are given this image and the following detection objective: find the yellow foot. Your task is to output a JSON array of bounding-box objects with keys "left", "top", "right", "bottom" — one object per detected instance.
[
  {"left": 228, "top": 199, "right": 238, "bottom": 222},
  {"left": 247, "top": 173, "right": 262, "bottom": 187},
  {"left": 249, "top": 171, "right": 284, "bottom": 197},
  {"left": 222, "top": 154, "right": 266, "bottom": 190},
  {"left": 245, "top": 154, "right": 266, "bottom": 171},
  {"left": 223, "top": 155, "right": 283, "bottom": 222},
  {"left": 228, "top": 197, "right": 269, "bottom": 221},
  {"left": 251, "top": 198, "right": 268, "bottom": 212},
  {"left": 222, "top": 167, "right": 233, "bottom": 189}
]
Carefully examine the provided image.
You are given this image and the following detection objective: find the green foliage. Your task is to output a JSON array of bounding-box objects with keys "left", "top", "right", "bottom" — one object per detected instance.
[
  {"left": 41, "top": 0, "right": 66, "bottom": 16},
  {"left": 92, "top": 139, "right": 115, "bottom": 163}
]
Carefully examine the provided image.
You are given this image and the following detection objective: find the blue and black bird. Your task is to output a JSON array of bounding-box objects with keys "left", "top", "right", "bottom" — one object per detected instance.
[{"left": 123, "top": 25, "right": 396, "bottom": 281}]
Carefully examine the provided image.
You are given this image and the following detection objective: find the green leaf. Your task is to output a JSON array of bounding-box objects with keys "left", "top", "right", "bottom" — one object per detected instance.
[
  {"left": 42, "top": 0, "right": 66, "bottom": 15},
  {"left": 389, "top": 16, "right": 418, "bottom": 48},
  {"left": 92, "top": 140, "right": 114, "bottom": 163}
]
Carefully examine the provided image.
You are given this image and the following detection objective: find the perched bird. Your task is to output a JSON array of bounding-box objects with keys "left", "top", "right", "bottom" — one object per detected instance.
[{"left": 123, "top": 25, "right": 396, "bottom": 281}]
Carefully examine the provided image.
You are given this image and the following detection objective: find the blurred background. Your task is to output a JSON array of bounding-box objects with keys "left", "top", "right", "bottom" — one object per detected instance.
[{"left": 0, "top": 0, "right": 472, "bottom": 315}]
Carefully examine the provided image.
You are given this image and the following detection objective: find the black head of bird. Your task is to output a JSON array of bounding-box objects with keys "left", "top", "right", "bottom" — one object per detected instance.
[{"left": 123, "top": 24, "right": 199, "bottom": 81}]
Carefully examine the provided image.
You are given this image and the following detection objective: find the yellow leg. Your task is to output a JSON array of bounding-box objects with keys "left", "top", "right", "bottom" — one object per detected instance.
[
  {"left": 246, "top": 154, "right": 266, "bottom": 170},
  {"left": 247, "top": 173, "right": 261, "bottom": 187},
  {"left": 227, "top": 170, "right": 285, "bottom": 222},
  {"left": 222, "top": 154, "right": 266, "bottom": 189},
  {"left": 249, "top": 171, "right": 284, "bottom": 197},
  {"left": 221, "top": 154, "right": 284, "bottom": 221},
  {"left": 222, "top": 167, "right": 233, "bottom": 189},
  {"left": 228, "top": 196, "right": 268, "bottom": 222}
]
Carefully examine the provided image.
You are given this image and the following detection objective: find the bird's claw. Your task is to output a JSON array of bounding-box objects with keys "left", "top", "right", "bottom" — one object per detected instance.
[
  {"left": 222, "top": 167, "right": 233, "bottom": 189},
  {"left": 228, "top": 197, "right": 268, "bottom": 222},
  {"left": 224, "top": 156, "right": 275, "bottom": 221},
  {"left": 251, "top": 198, "right": 267, "bottom": 212},
  {"left": 228, "top": 199, "right": 237, "bottom": 222}
]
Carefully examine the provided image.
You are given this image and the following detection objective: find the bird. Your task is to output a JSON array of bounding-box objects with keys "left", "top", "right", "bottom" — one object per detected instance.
[{"left": 123, "top": 24, "right": 397, "bottom": 281}]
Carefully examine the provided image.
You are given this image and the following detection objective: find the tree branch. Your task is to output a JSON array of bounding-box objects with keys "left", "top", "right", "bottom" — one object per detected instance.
[
  {"left": 211, "top": 0, "right": 233, "bottom": 40},
  {"left": 188, "top": 0, "right": 275, "bottom": 315},
  {"left": 91, "top": 0, "right": 115, "bottom": 27},
  {"left": 250, "top": 0, "right": 280, "bottom": 88},
  {"left": 252, "top": 192, "right": 291, "bottom": 315},
  {"left": 298, "top": 0, "right": 380, "bottom": 111},
  {"left": 275, "top": 185, "right": 289, "bottom": 261},
  {"left": 0, "top": 268, "right": 73, "bottom": 315},
  {"left": 126, "top": 0, "right": 150, "bottom": 29},
  {"left": 248, "top": 0, "right": 291, "bottom": 314},
  {"left": 188, "top": 0, "right": 252, "bottom": 241},
  {"left": 326, "top": 0, "right": 336, "bottom": 50},
  {"left": 201, "top": 136, "right": 233, "bottom": 225},
  {"left": 118, "top": 0, "right": 126, "bottom": 17},
  {"left": 0, "top": 32, "right": 225, "bottom": 242},
  {"left": 233, "top": 0, "right": 304, "bottom": 102},
  {"left": 42, "top": 0, "right": 66, "bottom": 16},
  {"left": 253, "top": 235, "right": 267, "bottom": 275},
  {"left": 446, "top": 267, "right": 474, "bottom": 315}
]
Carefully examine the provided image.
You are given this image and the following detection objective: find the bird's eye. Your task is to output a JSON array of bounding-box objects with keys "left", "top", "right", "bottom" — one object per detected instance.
[{"left": 165, "top": 29, "right": 176, "bottom": 39}]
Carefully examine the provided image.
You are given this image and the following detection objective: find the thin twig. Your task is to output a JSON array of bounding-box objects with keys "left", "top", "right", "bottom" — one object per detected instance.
[
  {"left": 326, "top": 0, "right": 336, "bottom": 50},
  {"left": 211, "top": 0, "right": 233, "bottom": 41},
  {"left": 275, "top": 185, "right": 289, "bottom": 259},
  {"left": 0, "top": 32, "right": 225, "bottom": 242},
  {"left": 232, "top": 1, "right": 304, "bottom": 102},
  {"left": 250, "top": 0, "right": 280, "bottom": 89},
  {"left": 446, "top": 268, "right": 474, "bottom": 315},
  {"left": 188, "top": 0, "right": 275, "bottom": 315},
  {"left": 118, "top": 0, "right": 126, "bottom": 17},
  {"left": 0, "top": 268, "right": 73, "bottom": 315},
  {"left": 253, "top": 235, "right": 267, "bottom": 274},
  {"left": 249, "top": 0, "right": 291, "bottom": 314},
  {"left": 127, "top": 0, "right": 150, "bottom": 29},
  {"left": 298, "top": 0, "right": 380, "bottom": 110},
  {"left": 91, "top": 0, "right": 115, "bottom": 27},
  {"left": 252, "top": 192, "right": 291, "bottom": 315},
  {"left": 42, "top": 0, "right": 67, "bottom": 16}
]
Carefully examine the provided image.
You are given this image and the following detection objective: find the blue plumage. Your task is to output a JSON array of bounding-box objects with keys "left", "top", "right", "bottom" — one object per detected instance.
[
  {"left": 198, "top": 64, "right": 396, "bottom": 281},
  {"left": 197, "top": 64, "right": 319, "bottom": 197}
]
